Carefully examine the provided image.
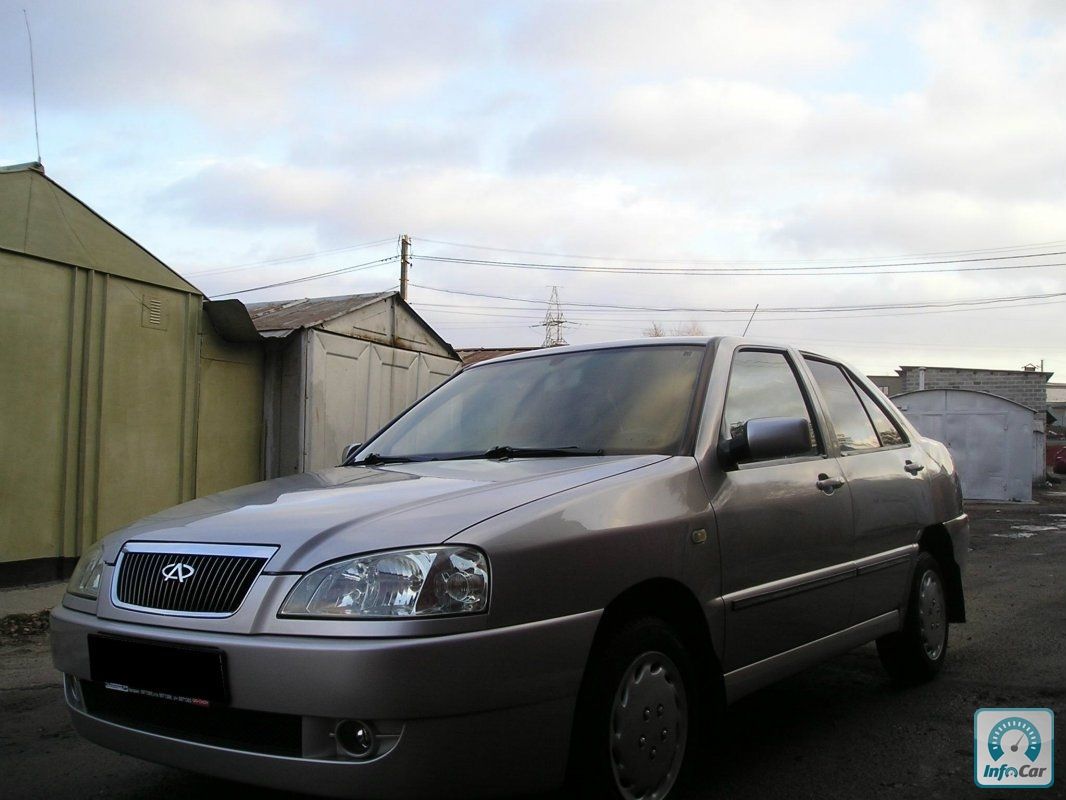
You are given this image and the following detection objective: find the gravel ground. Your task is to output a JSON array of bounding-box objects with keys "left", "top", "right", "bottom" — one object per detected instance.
[{"left": 2, "top": 493, "right": 1063, "bottom": 799}]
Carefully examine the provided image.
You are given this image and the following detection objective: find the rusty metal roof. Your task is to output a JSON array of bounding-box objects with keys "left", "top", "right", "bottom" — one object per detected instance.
[
  {"left": 246, "top": 292, "right": 393, "bottom": 331},
  {"left": 457, "top": 347, "right": 538, "bottom": 365}
]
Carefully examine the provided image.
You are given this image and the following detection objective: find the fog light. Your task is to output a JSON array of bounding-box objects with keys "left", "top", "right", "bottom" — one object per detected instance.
[
  {"left": 65, "top": 674, "right": 84, "bottom": 710},
  {"left": 335, "top": 720, "right": 376, "bottom": 758}
]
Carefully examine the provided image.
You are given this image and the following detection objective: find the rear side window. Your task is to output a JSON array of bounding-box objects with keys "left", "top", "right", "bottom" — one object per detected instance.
[
  {"left": 804, "top": 359, "right": 880, "bottom": 452},
  {"left": 721, "top": 350, "right": 819, "bottom": 460},
  {"left": 855, "top": 385, "right": 906, "bottom": 446}
]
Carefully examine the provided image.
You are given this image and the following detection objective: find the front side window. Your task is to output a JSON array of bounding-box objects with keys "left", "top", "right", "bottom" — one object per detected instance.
[
  {"left": 363, "top": 345, "right": 705, "bottom": 458},
  {"left": 721, "top": 350, "right": 819, "bottom": 461},
  {"left": 805, "top": 359, "right": 880, "bottom": 452}
]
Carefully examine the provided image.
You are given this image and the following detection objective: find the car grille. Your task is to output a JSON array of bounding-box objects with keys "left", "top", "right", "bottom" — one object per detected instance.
[{"left": 113, "top": 544, "right": 276, "bottom": 616}]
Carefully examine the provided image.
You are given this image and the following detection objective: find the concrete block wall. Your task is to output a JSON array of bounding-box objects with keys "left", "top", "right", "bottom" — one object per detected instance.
[{"left": 898, "top": 367, "right": 1049, "bottom": 411}]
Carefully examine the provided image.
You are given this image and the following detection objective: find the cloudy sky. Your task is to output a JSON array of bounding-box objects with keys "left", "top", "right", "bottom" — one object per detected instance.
[{"left": 2, "top": 0, "right": 1064, "bottom": 375}]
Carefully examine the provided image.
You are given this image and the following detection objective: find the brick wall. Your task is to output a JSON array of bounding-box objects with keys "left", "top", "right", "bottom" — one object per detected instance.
[{"left": 898, "top": 367, "right": 1049, "bottom": 411}]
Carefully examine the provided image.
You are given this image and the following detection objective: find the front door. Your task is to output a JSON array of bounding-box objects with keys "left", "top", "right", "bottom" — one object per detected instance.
[{"left": 712, "top": 349, "right": 855, "bottom": 672}]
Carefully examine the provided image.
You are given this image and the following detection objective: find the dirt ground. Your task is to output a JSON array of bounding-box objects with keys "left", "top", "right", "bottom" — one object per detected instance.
[{"left": 2, "top": 492, "right": 1064, "bottom": 799}]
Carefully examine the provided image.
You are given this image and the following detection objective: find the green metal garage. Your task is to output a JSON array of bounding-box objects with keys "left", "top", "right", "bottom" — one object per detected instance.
[{"left": 0, "top": 162, "right": 264, "bottom": 585}]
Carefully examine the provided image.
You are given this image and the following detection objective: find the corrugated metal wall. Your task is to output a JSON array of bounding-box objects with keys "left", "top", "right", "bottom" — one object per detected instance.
[
  {"left": 0, "top": 259, "right": 266, "bottom": 570},
  {"left": 305, "top": 330, "right": 458, "bottom": 472},
  {"left": 260, "top": 297, "right": 461, "bottom": 477},
  {"left": 0, "top": 256, "right": 201, "bottom": 565},
  {"left": 196, "top": 317, "right": 265, "bottom": 497}
]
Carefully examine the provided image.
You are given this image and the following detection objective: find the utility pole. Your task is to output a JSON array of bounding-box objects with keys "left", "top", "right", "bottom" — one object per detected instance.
[
  {"left": 539, "top": 286, "right": 569, "bottom": 347},
  {"left": 400, "top": 234, "right": 411, "bottom": 301}
]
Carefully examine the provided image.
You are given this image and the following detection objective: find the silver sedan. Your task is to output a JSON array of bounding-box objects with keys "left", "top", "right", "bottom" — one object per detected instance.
[{"left": 52, "top": 337, "right": 968, "bottom": 799}]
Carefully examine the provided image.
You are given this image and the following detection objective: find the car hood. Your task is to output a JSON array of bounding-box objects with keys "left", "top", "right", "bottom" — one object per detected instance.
[{"left": 106, "top": 456, "right": 667, "bottom": 571}]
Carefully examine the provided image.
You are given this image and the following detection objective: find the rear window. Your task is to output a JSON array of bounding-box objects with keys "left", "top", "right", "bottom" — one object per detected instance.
[
  {"left": 855, "top": 384, "right": 906, "bottom": 446},
  {"left": 805, "top": 359, "right": 880, "bottom": 452}
]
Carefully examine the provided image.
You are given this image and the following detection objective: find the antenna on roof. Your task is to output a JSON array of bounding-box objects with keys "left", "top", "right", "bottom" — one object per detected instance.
[
  {"left": 741, "top": 303, "right": 759, "bottom": 336},
  {"left": 22, "top": 9, "right": 42, "bottom": 164}
]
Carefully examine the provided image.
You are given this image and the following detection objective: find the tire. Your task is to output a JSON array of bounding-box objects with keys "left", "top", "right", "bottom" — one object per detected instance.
[
  {"left": 877, "top": 551, "right": 949, "bottom": 684},
  {"left": 569, "top": 616, "right": 697, "bottom": 800}
]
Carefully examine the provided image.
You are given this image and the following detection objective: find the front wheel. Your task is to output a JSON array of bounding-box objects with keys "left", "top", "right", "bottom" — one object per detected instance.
[
  {"left": 569, "top": 617, "right": 695, "bottom": 800},
  {"left": 877, "top": 551, "right": 948, "bottom": 683}
]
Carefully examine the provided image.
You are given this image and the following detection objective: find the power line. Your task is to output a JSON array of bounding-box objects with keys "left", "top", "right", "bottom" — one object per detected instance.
[
  {"left": 413, "top": 251, "right": 1066, "bottom": 277},
  {"left": 415, "top": 236, "right": 1066, "bottom": 266},
  {"left": 186, "top": 237, "right": 395, "bottom": 277},
  {"left": 414, "top": 295, "right": 1066, "bottom": 323},
  {"left": 211, "top": 255, "right": 399, "bottom": 297},
  {"left": 409, "top": 282, "right": 1066, "bottom": 315}
]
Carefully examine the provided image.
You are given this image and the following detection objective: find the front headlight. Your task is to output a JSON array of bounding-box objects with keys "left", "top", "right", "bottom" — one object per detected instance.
[
  {"left": 67, "top": 543, "right": 105, "bottom": 600},
  {"left": 279, "top": 546, "right": 489, "bottom": 618}
]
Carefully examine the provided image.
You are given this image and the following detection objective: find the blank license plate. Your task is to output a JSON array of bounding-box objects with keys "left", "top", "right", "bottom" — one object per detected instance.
[{"left": 88, "top": 634, "right": 228, "bottom": 706}]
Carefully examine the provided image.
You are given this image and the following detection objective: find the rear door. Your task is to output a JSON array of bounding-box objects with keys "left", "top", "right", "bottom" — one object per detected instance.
[
  {"left": 712, "top": 348, "right": 855, "bottom": 671},
  {"left": 802, "top": 358, "right": 930, "bottom": 625}
]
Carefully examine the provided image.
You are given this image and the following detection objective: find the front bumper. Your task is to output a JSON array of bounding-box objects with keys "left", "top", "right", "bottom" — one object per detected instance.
[
  {"left": 944, "top": 512, "right": 970, "bottom": 573},
  {"left": 51, "top": 604, "right": 600, "bottom": 798},
  {"left": 943, "top": 512, "right": 970, "bottom": 623}
]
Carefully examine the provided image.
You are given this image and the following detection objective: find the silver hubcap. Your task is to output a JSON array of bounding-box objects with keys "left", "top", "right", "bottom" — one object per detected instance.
[
  {"left": 609, "top": 651, "right": 687, "bottom": 800},
  {"left": 918, "top": 569, "right": 946, "bottom": 660}
]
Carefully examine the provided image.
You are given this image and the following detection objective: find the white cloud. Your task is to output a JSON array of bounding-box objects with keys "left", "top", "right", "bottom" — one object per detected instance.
[
  {"left": 523, "top": 79, "right": 812, "bottom": 169},
  {"left": 162, "top": 160, "right": 707, "bottom": 256},
  {"left": 515, "top": 0, "right": 878, "bottom": 79},
  {"left": 775, "top": 190, "right": 1066, "bottom": 254}
]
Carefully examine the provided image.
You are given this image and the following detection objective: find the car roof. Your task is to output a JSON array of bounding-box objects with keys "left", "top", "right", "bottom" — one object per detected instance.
[
  {"left": 465, "top": 336, "right": 722, "bottom": 367},
  {"left": 464, "top": 336, "right": 856, "bottom": 375}
]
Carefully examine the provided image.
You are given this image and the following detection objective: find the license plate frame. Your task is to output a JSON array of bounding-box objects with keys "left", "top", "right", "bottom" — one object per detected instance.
[{"left": 88, "top": 634, "right": 229, "bottom": 706}]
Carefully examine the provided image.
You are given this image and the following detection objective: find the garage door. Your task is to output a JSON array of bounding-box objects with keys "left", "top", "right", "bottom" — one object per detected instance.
[
  {"left": 905, "top": 411, "right": 1010, "bottom": 501},
  {"left": 944, "top": 413, "right": 1009, "bottom": 501}
]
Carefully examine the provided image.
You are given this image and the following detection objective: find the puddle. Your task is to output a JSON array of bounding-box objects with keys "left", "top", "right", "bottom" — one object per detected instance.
[{"left": 995, "top": 518, "right": 1066, "bottom": 540}]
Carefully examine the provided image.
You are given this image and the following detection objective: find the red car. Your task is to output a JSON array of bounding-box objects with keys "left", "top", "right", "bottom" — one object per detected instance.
[{"left": 1055, "top": 447, "right": 1066, "bottom": 475}]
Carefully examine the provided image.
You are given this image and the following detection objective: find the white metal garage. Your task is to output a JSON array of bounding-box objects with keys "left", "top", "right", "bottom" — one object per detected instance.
[
  {"left": 247, "top": 293, "right": 461, "bottom": 476},
  {"left": 892, "top": 389, "right": 1043, "bottom": 502}
]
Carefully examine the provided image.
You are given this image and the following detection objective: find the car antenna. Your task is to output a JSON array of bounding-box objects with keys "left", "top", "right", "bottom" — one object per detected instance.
[{"left": 742, "top": 304, "right": 759, "bottom": 336}]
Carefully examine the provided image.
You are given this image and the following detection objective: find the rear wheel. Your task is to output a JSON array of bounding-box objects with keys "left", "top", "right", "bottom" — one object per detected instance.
[
  {"left": 570, "top": 617, "right": 695, "bottom": 800},
  {"left": 877, "top": 551, "right": 948, "bottom": 683}
]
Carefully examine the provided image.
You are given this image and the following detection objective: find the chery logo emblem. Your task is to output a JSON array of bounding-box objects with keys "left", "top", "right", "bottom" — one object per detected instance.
[{"left": 161, "top": 562, "right": 196, "bottom": 583}]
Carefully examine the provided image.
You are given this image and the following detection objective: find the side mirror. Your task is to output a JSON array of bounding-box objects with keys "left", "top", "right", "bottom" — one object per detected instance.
[
  {"left": 718, "top": 417, "right": 811, "bottom": 469},
  {"left": 341, "top": 442, "right": 363, "bottom": 464}
]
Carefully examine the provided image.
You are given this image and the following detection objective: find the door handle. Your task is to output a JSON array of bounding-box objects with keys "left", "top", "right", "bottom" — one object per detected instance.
[
  {"left": 816, "top": 474, "right": 845, "bottom": 493},
  {"left": 904, "top": 460, "right": 925, "bottom": 475}
]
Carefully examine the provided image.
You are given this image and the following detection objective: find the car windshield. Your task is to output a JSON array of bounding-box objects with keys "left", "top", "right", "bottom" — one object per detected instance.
[{"left": 359, "top": 345, "right": 706, "bottom": 460}]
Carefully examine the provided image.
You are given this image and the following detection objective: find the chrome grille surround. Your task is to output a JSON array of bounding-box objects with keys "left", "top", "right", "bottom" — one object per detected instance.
[{"left": 111, "top": 543, "right": 278, "bottom": 617}]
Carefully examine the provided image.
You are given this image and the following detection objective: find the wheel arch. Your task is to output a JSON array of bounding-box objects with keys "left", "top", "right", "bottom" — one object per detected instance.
[
  {"left": 919, "top": 525, "right": 966, "bottom": 623},
  {"left": 586, "top": 578, "right": 724, "bottom": 707}
]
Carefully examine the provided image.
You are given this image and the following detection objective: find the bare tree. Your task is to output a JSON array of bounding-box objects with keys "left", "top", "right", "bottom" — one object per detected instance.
[
  {"left": 671, "top": 321, "right": 705, "bottom": 336},
  {"left": 643, "top": 321, "right": 667, "bottom": 337}
]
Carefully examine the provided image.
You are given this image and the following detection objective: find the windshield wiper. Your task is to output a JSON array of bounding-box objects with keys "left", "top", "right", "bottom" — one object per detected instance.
[
  {"left": 463, "top": 445, "right": 605, "bottom": 460},
  {"left": 351, "top": 446, "right": 605, "bottom": 465},
  {"left": 351, "top": 453, "right": 432, "bottom": 466}
]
